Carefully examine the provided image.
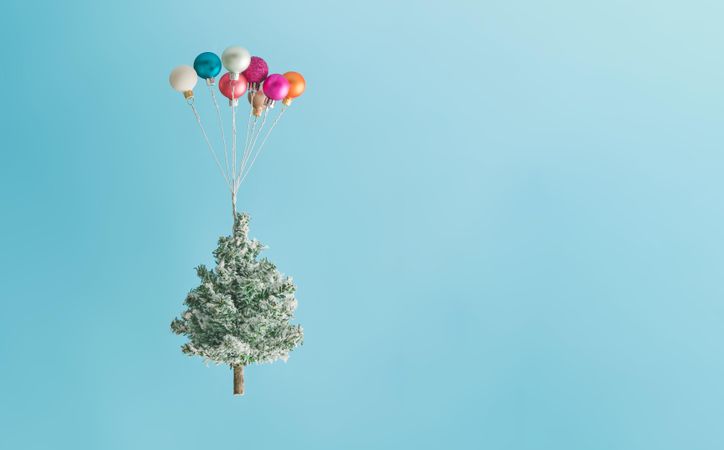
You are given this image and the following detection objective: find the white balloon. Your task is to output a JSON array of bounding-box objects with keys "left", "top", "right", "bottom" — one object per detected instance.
[
  {"left": 221, "top": 46, "right": 251, "bottom": 74},
  {"left": 169, "top": 65, "right": 198, "bottom": 92}
]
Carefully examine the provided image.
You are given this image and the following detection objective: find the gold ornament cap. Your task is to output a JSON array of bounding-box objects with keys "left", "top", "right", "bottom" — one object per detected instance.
[{"left": 183, "top": 90, "right": 194, "bottom": 99}]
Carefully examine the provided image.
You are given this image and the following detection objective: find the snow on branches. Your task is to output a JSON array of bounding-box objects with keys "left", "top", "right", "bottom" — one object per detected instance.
[{"left": 171, "top": 213, "right": 303, "bottom": 372}]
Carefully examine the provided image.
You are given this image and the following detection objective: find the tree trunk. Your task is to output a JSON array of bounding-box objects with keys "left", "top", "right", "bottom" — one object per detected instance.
[{"left": 233, "top": 365, "right": 245, "bottom": 396}]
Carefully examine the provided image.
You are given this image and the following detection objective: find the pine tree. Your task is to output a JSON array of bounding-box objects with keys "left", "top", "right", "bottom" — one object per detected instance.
[{"left": 171, "top": 212, "right": 304, "bottom": 395}]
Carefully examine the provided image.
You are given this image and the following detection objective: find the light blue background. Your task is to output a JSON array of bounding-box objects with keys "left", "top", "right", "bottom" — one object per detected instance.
[{"left": 2, "top": 0, "right": 723, "bottom": 448}]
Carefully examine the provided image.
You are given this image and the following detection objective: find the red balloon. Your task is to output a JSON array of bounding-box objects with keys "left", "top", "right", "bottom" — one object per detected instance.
[{"left": 218, "top": 73, "right": 248, "bottom": 100}]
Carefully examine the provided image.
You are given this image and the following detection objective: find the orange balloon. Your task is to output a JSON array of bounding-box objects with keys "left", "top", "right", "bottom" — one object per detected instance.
[{"left": 283, "top": 71, "right": 306, "bottom": 99}]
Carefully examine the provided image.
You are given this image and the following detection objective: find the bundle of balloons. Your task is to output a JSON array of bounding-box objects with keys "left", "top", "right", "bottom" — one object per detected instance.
[{"left": 169, "top": 46, "right": 305, "bottom": 213}]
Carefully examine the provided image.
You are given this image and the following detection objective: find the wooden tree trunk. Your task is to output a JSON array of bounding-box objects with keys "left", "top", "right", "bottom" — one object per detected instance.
[{"left": 233, "top": 365, "right": 245, "bottom": 396}]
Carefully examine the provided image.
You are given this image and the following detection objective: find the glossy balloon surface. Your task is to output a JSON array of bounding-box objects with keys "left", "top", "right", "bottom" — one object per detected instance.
[
  {"left": 250, "top": 91, "right": 267, "bottom": 108},
  {"left": 221, "top": 46, "right": 251, "bottom": 74},
  {"left": 193, "top": 52, "right": 222, "bottom": 79},
  {"left": 262, "top": 74, "right": 290, "bottom": 101},
  {"left": 283, "top": 71, "right": 305, "bottom": 99},
  {"left": 218, "top": 73, "right": 248, "bottom": 100},
  {"left": 169, "top": 65, "right": 198, "bottom": 92}
]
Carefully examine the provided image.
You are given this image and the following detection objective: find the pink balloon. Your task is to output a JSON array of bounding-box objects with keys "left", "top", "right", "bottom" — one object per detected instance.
[
  {"left": 242, "top": 56, "right": 269, "bottom": 84},
  {"left": 262, "top": 74, "right": 290, "bottom": 101},
  {"left": 218, "top": 73, "right": 247, "bottom": 100}
]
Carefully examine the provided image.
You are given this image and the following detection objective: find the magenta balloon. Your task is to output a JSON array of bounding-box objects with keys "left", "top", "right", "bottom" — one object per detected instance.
[
  {"left": 262, "top": 74, "right": 290, "bottom": 101},
  {"left": 242, "top": 56, "right": 269, "bottom": 84}
]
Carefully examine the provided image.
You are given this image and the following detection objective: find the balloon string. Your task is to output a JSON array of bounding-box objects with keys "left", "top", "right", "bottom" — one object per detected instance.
[
  {"left": 237, "top": 108, "right": 269, "bottom": 190},
  {"left": 237, "top": 114, "right": 258, "bottom": 191},
  {"left": 239, "top": 104, "right": 261, "bottom": 183},
  {"left": 231, "top": 84, "right": 237, "bottom": 185},
  {"left": 240, "top": 105, "right": 287, "bottom": 185},
  {"left": 189, "top": 103, "right": 231, "bottom": 189},
  {"left": 242, "top": 94, "right": 255, "bottom": 163},
  {"left": 209, "top": 85, "right": 230, "bottom": 181}
]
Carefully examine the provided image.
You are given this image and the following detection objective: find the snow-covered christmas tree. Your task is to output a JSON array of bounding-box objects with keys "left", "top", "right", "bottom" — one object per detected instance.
[
  {"left": 171, "top": 212, "right": 304, "bottom": 395},
  {"left": 168, "top": 46, "right": 308, "bottom": 395}
]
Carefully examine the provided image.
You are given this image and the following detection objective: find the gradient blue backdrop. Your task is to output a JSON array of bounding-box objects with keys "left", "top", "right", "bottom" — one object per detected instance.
[{"left": 2, "top": 0, "right": 724, "bottom": 448}]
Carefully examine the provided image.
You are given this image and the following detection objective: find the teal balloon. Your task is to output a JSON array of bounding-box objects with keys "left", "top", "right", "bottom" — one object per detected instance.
[{"left": 193, "top": 52, "right": 222, "bottom": 80}]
